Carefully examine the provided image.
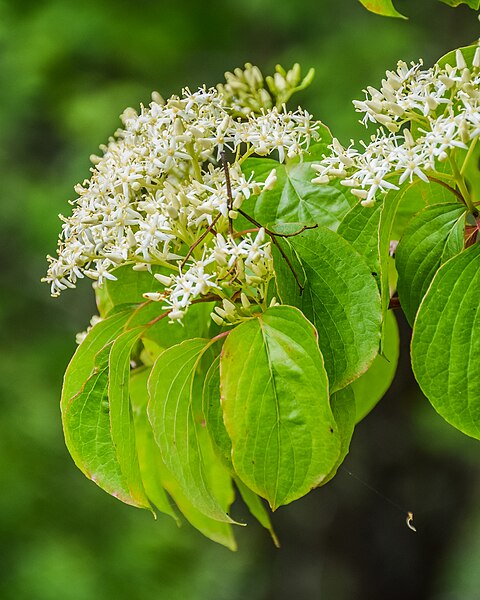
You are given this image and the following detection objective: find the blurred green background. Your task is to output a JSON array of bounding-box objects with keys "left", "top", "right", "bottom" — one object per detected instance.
[{"left": 1, "top": 1, "right": 479, "bottom": 598}]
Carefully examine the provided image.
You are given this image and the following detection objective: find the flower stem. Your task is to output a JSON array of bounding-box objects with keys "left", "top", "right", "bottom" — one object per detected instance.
[
  {"left": 427, "top": 176, "right": 465, "bottom": 204},
  {"left": 460, "top": 137, "right": 478, "bottom": 176},
  {"left": 449, "top": 154, "right": 477, "bottom": 216}
]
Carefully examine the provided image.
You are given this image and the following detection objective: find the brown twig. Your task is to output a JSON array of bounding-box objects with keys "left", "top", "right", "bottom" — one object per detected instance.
[
  {"left": 232, "top": 228, "right": 261, "bottom": 238},
  {"left": 236, "top": 209, "right": 317, "bottom": 239},
  {"left": 145, "top": 293, "right": 223, "bottom": 327},
  {"left": 181, "top": 213, "right": 221, "bottom": 268},
  {"left": 236, "top": 209, "right": 306, "bottom": 294},
  {"left": 233, "top": 224, "right": 318, "bottom": 239},
  {"left": 210, "top": 330, "right": 230, "bottom": 344},
  {"left": 221, "top": 151, "right": 234, "bottom": 236},
  {"left": 388, "top": 295, "right": 401, "bottom": 310},
  {"left": 271, "top": 237, "right": 305, "bottom": 294},
  {"left": 428, "top": 176, "right": 465, "bottom": 205},
  {"left": 269, "top": 224, "right": 318, "bottom": 238},
  {"left": 465, "top": 225, "right": 478, "bottom": 248}
]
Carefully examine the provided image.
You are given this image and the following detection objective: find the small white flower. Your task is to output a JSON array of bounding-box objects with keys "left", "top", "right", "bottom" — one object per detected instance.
[
  {"left": 263, "top": 168, "right": 278, "bottom": 191},
  {"left": 313, "top": 53, "right": 480, "bottom": 204}
]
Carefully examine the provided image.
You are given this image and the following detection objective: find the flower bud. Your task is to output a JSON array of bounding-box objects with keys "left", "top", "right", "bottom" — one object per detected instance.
[
  {"left": 143, "top": 292, "right": 163, "bottom": 301},
  {"left": 473, "top": 46, "right": 480, "bottom": 69},
  {"left": 222, "top": 298, "right": 237, "bottom": 318},
  {"left": 133, "top": 263, "right": 149, "bottom": 271},
  {"left": 240, "top": 293, "right": 251, "bottom": 309},
  {"left": 351, "top": 188, "right": 368, "bottom": 200},
  {"left": 456, "top": 49, "right": 467, "bottom": 70},
  {"left": 151, "top": 91, "right": 165, "bottom": 105},
  {"left": 211, "top": 312, "right": 225, "bottom": 327},
  {"left": 361, "top": 198, "right": 376, "bottom": 208},
  {"left": 154, "top": 273, "right": 173, "bottom": 286},
  {"left": 263, "top": 168, "right": 277, "bottom": 191}
]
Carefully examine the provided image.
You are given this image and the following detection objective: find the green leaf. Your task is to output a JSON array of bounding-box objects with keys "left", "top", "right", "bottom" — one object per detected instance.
[
  {"left": 378, "top": 188, "right": 403, "bottom": 340},
  {"left": 439, "top": 0, "right": 480, "bottom": 9},
  {"left": 220, "top": 306, "right": 340, "bottom": 510},
  {"left": 160, "top": 428, "right": 238, "bottom": 549},
  {"left": 337, "top": 201, "right": 382, "bottom": 285},
  {"left": 203, "top": 358, "right": 280, "bottom": 545},
  {"left": 131, "top": 368, "right": 237, "bottom": 548},
  {"left": 235, "top": 477, "right": 279, "bottom": 547},
  {"left": 115, "top": 298, "right": 212, "bottom": 352},
  {"left": 396, "top": 203, "right": 466, "bottom": 326},
  {"left": 379, "top": 179, "right": 460, "bottom": 342},
  {"left": 143, "top": 301, "right": 213, "bottom": 350},
  {"left": 321, "top": 386, "right": 356, "bottom": 485},
  {"left": 62, "top": 309, "right": 132, "bottom": 412},
  {"left": 202, "top": 356, "right": 232, "bottom": 469},
  {"left": 411, "top": 243, "right": 480, "bottom": 440},
  {"left": 147, "top": 338, "right": 234, "bottom": 521},
  {"left": 351, "top": 309, "right": 400, "bottom": 422},
  {"left": 95, "top": 264, "right": 163, "bottom": 316},
  {"left": 130, "top": 368, "right": 179, "bottom": 522},
  {"left": 358, "top": 0, "right": 407, "bottom": 18},
  {"left": 462, "top": 133, "right": 480, "bottom": 206},
  {"left": 437, "top": 44, "right": 479, "bottom": 70},
  {"left": 108, "top": 327, "right": 150, "bottom": 508},
  {"left": 390, "top": 178, "right": 453, "bottom": 241},
  {"left": 243, "top": 131, "right": 354, "bottom": 230},
  {"left": 63, "top": 344, "right": 146, "bottom": 507},
  {"left": 273, "top": 225, "right": 382, "bottom": 391}
]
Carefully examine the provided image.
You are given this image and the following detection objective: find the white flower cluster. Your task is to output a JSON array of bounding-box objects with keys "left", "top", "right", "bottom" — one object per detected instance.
[
  {"left": 45, "top": 77, "right": 319, "bottom": 321},
  {"left": 144, "top": 228, "right": 273, "bottom": 324},
  {"left": 312, "top": 48, "right": 480, "bottom": 207}
]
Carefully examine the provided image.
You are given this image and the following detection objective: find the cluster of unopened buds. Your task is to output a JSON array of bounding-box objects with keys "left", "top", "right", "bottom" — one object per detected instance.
[
  {"left": 312, "top": 47, "right": 480, "bottom": 211},
  {"left": 44, "top": 64, "right": 319, "bottom": 324}
]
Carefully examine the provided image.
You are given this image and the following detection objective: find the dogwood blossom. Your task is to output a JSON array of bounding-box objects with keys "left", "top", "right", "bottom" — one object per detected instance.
[
  {"left": 312, "top": 47, "right": 480, "bottom": 209},
  {"left": 44, "top": 65, "right": 319, "bottom": 322}
]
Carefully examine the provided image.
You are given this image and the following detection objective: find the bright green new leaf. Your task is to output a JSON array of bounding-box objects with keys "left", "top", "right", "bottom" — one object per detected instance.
[
  {"left": 63, "top": 345, "right": 148, "bottom": 508},
  {"left": 412, "top": 243, "right": 480, "bottom": 440},
  {"left": 358, "top": 0, "right": 407, "bottom": 18},
  {"left": 351, "top": 309, "right": 400, "bottom": 422},
  {"left": 439, "top": 0, "right": 480, "bottom": 8},
  {"left": 396, "top": 203, "right": 466, "bottom": 326},
  {"left": 220, "top": 306, "right": 340, "bottom": 510},
  {"left": 321, "top": 386, "right": 356, "bottom": 486},
  {"left": 243, "top": 131, "right": 354, "bottom": 230},
  {"left": 131, "top": 368, "right": 237, "bottom": 548},
  {"left": 273, "top": 226, "right": 382, "bottom": 391},
  {"left": 358, "top": 0, "right": 478, "bottom": 17},
  {"left": 108, "top": 327, "right": 150, "bottom": 509},
  {"left": 148, "top": 338, "right": 234, "bottom": 521}
]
